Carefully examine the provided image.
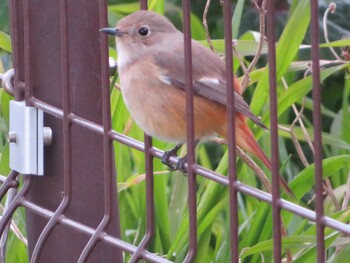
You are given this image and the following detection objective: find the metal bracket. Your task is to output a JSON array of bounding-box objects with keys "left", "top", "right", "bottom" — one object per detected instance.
[{"left": 8, "top": 101, "right": 52, "bottom": 175}]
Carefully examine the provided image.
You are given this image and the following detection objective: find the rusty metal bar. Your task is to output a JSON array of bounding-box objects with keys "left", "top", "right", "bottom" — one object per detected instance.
[
  {"left": 310, "top": 0, "right": 325, "bottom": 262},
  {"left": 2, "top": 2, "right": 345, "bottom": 262},
  {"left": 140, "top": 0, "right": 147, "bottom": 10},
  {"left": 127, "top": 2, "right": 158, "bottom": 262},
  {"left": 28, "top": 0, "right": 73, "bottom": 260},
  {"left": 266, "top": 0, "right": 282, "bottom": 261},
  {"left": 17, "top": 94, "right": 350, "bottom": 235},
  {"left": 0, "top": 176, "right": 32, "bottom": 236},
  {"left": 129, "top": 134, "right": 155, "bottom": 262},
  {"left": 77, "top": 0, "right": 122, "bottom": 261},
  {"left": 7, "top": 0, "right": 123, "bottom": 261},
  {"left": 223, "top": 1, "right": 239, "bottom": 263},
  {"left": 10, "top": 87, "right": 350, "bottom": 235},
  {"left": 0, "top": 171, "right": 19, "bottom": 200},
  {"left": 20, "top": 197, "right": 170, "bottom": 263},
  {"left": 8, "top": 0, "right": 25, "bottom": 101},
  {"left": 182, "top": 1, "right": 197, "bottom": 262}
]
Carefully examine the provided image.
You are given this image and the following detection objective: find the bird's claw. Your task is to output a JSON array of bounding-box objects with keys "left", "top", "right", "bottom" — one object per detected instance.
[
  {"left": 161, "top": 153, "right": 188, "bottom": 173},
  {"left": 161, "top": 143, "right": 183, "bottom": 171},
  {"left": 161, "top": 149, "right": 178, "bottom": 171},
  {"left": 175, "top": 156, "right": 188, "bottom": 173}
]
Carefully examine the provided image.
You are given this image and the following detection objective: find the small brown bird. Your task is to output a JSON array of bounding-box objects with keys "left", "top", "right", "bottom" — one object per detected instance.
[{"left": 101, "top": 10, "right": 290, "bottom": 193}]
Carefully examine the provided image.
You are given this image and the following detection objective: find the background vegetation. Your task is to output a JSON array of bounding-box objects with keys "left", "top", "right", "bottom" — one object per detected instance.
[{"left": 0, "top": 0, "right": 350, "bottom": 262}]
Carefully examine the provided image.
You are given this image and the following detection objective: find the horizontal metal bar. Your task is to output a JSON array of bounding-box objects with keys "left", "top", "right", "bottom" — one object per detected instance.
[
  {"left": 21, "top": 199, "right": 172, "bottom": 263},
  {"left": 23, "top": 97, "right": 350, "bottom": 236}
]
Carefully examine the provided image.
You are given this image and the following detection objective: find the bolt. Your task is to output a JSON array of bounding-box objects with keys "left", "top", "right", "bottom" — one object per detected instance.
[
  {"left": 7, "top": 132, "right": 16, "bottom": 143},
  {"left": 43, "top": 127, "right": 53, "bottom": 146}
]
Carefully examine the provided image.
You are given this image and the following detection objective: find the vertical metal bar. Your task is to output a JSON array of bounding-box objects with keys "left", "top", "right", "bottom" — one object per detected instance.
[
  {"left": 23, "top": 0, "right": 32, "bottom": 104},
  {"left": 140, "top": 0, "right": 147, "bottom": 10},
  {"left": 8, "top": 0, "right": 25, "bottom": 101},
  {"left": 144, "top": 134, "right": 155, "bottom": 254},
  {"left": 129, "top": 134, "right": 154, "bottom": 263},
  {"left": 223, "top": 1, "right": 239, "bottom": 263},
  {"left": 29, "top": 0, "right": 73, "bottom": 260},
  {"left": 78, "top": 0, "right": 123, "bottom": 261},
  {"left": 182, "top": 1, "right": 197, "bottom": 262},
  {"left": 18, "top": 0, "right": 122, "bottom": 261},
  {"left": 310, "top": 0, "right": 325, "bottom": 262},
  {"left": 266, "top": 0, "right": 282, "bottom": 261},
  {"left": 128, "top": 2, "right": 156, "bottom": 261},
  {"left": 60, "top": 0, "right": 72, "bottom": 210}
]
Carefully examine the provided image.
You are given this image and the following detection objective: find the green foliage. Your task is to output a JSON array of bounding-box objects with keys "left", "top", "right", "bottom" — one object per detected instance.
[
  {"left": 1, "top": 0, "right": 350, "bottom": 262},
  {"left": 107, "top": 1, "right": 350, "bottom": 262}
]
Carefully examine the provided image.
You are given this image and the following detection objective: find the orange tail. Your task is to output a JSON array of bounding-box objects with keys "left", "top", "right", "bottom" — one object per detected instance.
[
  {"left": 233, "top": 114, "right": 293, "bottom": 196},
  {"left": 234, "top": 114, "right": 270, "bottom": 168}
]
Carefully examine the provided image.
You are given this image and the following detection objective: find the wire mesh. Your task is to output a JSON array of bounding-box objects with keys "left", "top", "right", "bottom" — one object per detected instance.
[{"left": 0, "top": 0, "right": 349, "bottom": 262}]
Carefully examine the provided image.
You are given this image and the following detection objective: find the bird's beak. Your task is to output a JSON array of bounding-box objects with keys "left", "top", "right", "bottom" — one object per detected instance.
[{"left": 100, "top": 27, "right": 124, "bottom": 37}]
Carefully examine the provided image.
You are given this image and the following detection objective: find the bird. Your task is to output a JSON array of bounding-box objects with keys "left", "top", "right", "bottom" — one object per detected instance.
[{"left": 100, "top": 10, "right": 291, "bottom": 194}]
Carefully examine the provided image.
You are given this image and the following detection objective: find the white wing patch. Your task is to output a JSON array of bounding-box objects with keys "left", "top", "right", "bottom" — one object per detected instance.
[
  {"left": 198, "top": 78, "right": 220, "bottom": 85},
  {"left": 160, "top": 74, "right": 172, "bottom": 85}
]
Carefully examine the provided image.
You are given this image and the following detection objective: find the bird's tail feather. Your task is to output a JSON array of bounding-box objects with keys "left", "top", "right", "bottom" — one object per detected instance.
[{"left": 229, "top": 115, "right": 293, "bottom": 196}]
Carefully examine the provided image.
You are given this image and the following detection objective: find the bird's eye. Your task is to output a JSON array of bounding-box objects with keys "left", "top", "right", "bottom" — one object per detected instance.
[{"left": 138, "top": 26, "right": 150, "bottom": 36}]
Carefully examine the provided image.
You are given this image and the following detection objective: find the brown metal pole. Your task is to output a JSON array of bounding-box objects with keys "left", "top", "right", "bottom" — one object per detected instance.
[{"left": 9, "top": 0, "right": 122, "bottom": 261}]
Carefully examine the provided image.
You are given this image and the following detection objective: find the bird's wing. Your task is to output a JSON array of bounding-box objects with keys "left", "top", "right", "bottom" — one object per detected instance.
[{"left": 154, "top": 49, "right": 266, "bottom": 129}]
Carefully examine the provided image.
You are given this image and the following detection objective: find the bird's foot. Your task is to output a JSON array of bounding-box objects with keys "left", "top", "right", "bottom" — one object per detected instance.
[
  {"left": 161, "top": 143, "right": 183, "bottom": 171},
  {"left": 175, "top": 155, "right": 188, "bottom": 173}
]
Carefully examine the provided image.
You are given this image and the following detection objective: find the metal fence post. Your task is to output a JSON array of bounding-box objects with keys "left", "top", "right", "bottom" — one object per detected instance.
[{"left": 9, "top": 0, "right": 122, "bottom": 261}]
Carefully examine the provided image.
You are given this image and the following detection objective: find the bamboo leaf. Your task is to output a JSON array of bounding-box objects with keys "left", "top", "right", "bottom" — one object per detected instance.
[
  {"left": 0, "top": 31, "right": 11, "bottom": 53},
  {"left": 232, "top": 0, "right": 245, "bottom": 39},
  {"left": 289, "top": 155, "right": 350, "bottom": 201},
  {"left": 250, "top": 0, "right": 310, "bottom": 115}
]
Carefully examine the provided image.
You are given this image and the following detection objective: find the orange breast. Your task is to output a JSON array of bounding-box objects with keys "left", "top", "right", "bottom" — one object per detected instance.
[{"left": 119, "top": 59, "right": 227, "bottom": 143}]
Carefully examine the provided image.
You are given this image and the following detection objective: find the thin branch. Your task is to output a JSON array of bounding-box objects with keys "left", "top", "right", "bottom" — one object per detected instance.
[
  {"left": 203, "top": 0, "right": 215, "bottom": 52},
  {"left": 241, "top": 0, "right": 267, "bottom": 91},
  {"left": 122, "top": 116, "right": 134, "bottom": 135},
  {"left": 341, "top": 171, "right": 350, "bottom": 210},
  {"left": 212, "top": 137, "right": 292, "bottom": 261},
  {"left": 335, "top": 172, "right": 350, "bottom": 254},
  {"left": 236, "top": 147, "right": 272, "bottom": 192},
  {"left": 281, "top": 77, "right": 339, "bottom": 211},
  {"left": 323, "top": 179, "right": 341, "bottom": 211},
  {"left": 114, "top": 82, "right": 121, "bottom": 91},
  {"left": 211, "top": 137, "right": 272, "bottom": 192},
  {"left": 232, "top": 45, "right": 249, "bottom": 73},
  {"left": 282, "top": 78, "right": 315, "bottom": 155},
  {"left": 281, "top": 78, "right": 313, "bottom": 165},
  {"left": 323, "top": 3, "right": 342, "bottom": 61}
]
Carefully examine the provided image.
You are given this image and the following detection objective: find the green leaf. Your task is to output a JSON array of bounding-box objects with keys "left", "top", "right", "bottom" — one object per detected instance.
[
  {"left": 289, "top": 155, "right": 350, "bottom": 201},
  {"left": 320, "top": 39, "right": 350, "bottom": 48},
  {"left": 333, "top": 243, "right": 350, "bottom": 263},
  {"left": 177, "top": 13, "right": 205, "bottom": 41},
  {"left": 278, "top": 127, "right": 350, "bottom": 151},
  {"left": 199, "top": 39, "right": 268, "bottom": 57},
  {"left": 250, "top": 0, "right": 310, "bottom": 115},
  {"left": 148, "top": 0, "right": 165, "bottom": 14},
  {"left": 255, "top": 62, "right": 350, "bottom": 135},
  {"left": 108, "top": 3, "right": 140, "bottom": 15},
  {"left": 241, "top": 236, "right": 316, "bottom": 258},
  {"left": 277, "top": 63, "right": 350, "bottom": 119},
  {"left": 0, "top": 31, "right": 11, "bottom": 53},
  {"left": 232, "top": 0, "right": 245, "bottom": 39}
]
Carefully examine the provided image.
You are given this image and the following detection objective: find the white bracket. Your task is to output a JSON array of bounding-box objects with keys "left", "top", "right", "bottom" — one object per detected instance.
[{"left": 8, "top": 101, "right": 52, "bottom": 175}]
